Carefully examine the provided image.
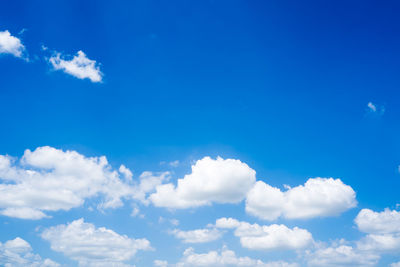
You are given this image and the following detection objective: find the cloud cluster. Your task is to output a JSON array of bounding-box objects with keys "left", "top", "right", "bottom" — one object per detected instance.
[
  {"left": 216, "top": 218, "right": 313, "bottom": 251},
  {"left": 149, "top": 157, "right": 256, "bottom": 208},
  {"left": 157, "top": 246, "right": 299, "bottom": 267},
  {"left": 306, "top": 241, "right": 380, "bottom": 267},
  {"left": 41, "top": 218, "right": 151, "bottom": 267},
  {"left": 355, "top": 208, "right": 400, "bottom": 252},
  {"left": 0, "top": 237, "right": 59, "bottom": 267},
  {"left": 0, "top": 146, "right": 134, "bottom": 219},
  {"left": 48, "top": 50, "right": 103, "bottom": 82},
  {"left": 246, "top": 178, "right": 357, "bottom": 220},
  {"left": 0, "top": 30, "right": 25, "bottom": 58}
]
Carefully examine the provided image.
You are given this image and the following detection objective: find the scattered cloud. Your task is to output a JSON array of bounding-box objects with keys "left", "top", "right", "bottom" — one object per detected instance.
[
  {"left": 355, "top": 208, "right": 400, "bottom": 253},
  {"left": 305, "top": 240, "right": 379, "bottom": 267},
  {"left": 48, "top": 50, "right": 103, "bottom": 82},
  {"left": 0, "top": 237, "right": 60, "bottom": 267},
  {"left": 215, "top": 218, "right": 313, "bottom": 251},
  {"left": 171, "top": 228, "right": 222, "bottom": 243},
  {"left": 149, "top": 157, "right": 256, "bottom": 209},
  {"left": 391, "top": 262, "right": 400, "bottom": 267},
  {"left": 246, "top": 178, "right": 357, "bottom": 220},
  {"left": 0, "top": 146, "right": 134, "bottom": 219},
  {"left": 0, "top": 30, "right": 26, "bottom": 58},
  {"left": 160, "top": 246, "right": 299, "bottom": 267},
  {"left": 41, "top": 218, "right": 151, "bottom": 267}
]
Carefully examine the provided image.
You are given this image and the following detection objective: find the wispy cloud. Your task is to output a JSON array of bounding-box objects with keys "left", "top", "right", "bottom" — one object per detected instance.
[{"left": 367, "top": 102, "right": 385, "bottom": 115}]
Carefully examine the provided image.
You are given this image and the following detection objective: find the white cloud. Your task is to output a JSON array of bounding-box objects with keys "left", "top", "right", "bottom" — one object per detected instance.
[
  {"left": 366, "top": 102, "right": 384, "bottom": 115},
  {"left": 41, "top": 218, "right": 151, "bottom": 267},
  {"left": 391, "top": 262, "right": 400, "bottom": 267},
  {"left": 49, "top": 50, "right": 102, "bottom": 82},
  {"left": 306, "top": 241, "right": 379, "bottom": 267},
  {"left": 355, "top": 208, "right": 400, "bottom": 253},
  {"left": 246, "top": 178, "right": 356, "bottom": 220},
  {"left": 171, "top": 228, "right": 222, "bottom": 243},
  {"left": 149, "top": 157, "right": 256, "bottom": 209},
  {"left": 215, "top": 218, "right": 313, "bottom": 251},
  {"left": 167, "top": 246, "right": 298, "bottom": 267},
  {"left": 0, "top": 146, "right": 134, "bottom": 219},
  {"left": 0, "top": 237, "right": 60, "bottom": 267},
  {"left": 154, "top": 260, "right": 168, "bottom": 267},
  {"left": 367, "top": 102, "right": 377, "bottom": 112},
  {"left": 0, "top": 30, "right": 25, "bottom": 58},
  {"left": 355, "top": 208, "right": 400, "bottom": 234},
  {"left": 132, "top": 171, "right": 170, "bottom": 205}
]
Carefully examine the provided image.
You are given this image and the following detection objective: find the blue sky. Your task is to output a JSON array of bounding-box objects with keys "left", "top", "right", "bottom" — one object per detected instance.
[{"left": 1, "top": 0, "right": 400, "bottom": 266}]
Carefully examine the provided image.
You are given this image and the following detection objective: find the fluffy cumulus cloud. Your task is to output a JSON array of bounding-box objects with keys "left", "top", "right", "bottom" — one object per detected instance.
[
  {"left": 306, "top": 241, "right": 380, "bottom": 267},
  {"left": 246, "top": 178, "right": 357, "bottom": 220},
  {"left": 391, "top": 262, "right": 400, "bottom": 267},
  {"left": 355, "top": 208, "right": 400, "bottom": 253},
  {"left": 41, "top": 218, "right": 151, "bottom": 267},
  {"left": 149, "top": 157, "right": 256, "bottom": 209},
  {"left": 0, "top": 30, "right": 25, "bottom": 58},
  {"left": 215, "top": 218, "right": 313, "bottom": 251},
  {"left": 171, "top": 228, "right": 222, "bottom": 243},
  {"left": 157, "top": 246, "right": 298, "bottom": 267},
  {"left": 0, "top": 237, "right": 59, "bottom": 267},
  {"left": 49, "top": 50, "right": 102, "bottom": 82},
  {"left": 0, "top": 146, "right": 134, "bottom": 219}
]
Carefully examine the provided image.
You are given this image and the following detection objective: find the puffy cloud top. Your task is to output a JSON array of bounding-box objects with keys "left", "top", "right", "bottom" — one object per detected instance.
[
  {"left": 41, "top": 218, "right": 151, "bottom": 266},
  {"left": 49, "top": 50, "right": 102, "bottom": 82},
  {"left": 150, "top": 156, "right": 256, "bottom": 208},
  {"left": 246, "top": 178, "right": 357, "bottom": 220},
  {"left": 0, "top": 146, "right": 133, "bottom": 219},
  {"left": 0, "top": 30, "right": 25, "bottom": 58}
]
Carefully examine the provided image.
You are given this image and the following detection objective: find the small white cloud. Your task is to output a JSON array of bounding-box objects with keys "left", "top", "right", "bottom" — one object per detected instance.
[
  {"left": 41, "top": 218, "right": 151, "bottom": 266},
  {"left": 171, "top": 228, "right": 222, "bottom": 243},
  {"left": 48, "top": 50, "right": 103, "bottom": 82},
  {"left": 0, "top": 30, "right": 26, "bottom": 58},
  {"left": 149, "top": 157, "right": 256, "bottom": 209},
  {"left": 391, "top": 261, "right": 400, "bottom": 267},
  {"left": 154, "top": 260, "right": 169, "bottom": 267},
  {"left": 215, "top": 218, "right": 313, "bottom": 251},
  {"left": 246, "top": 178, "right": 357, "bottom": 220},
  {"left": 0, "top": 237, "right": 60, "bottom": 267},
  {"left": 366, "top": 102, "right": 384, "bottom": 115},
  {"left": 169, "top": 160, "right": 180, "bottom": 167}
]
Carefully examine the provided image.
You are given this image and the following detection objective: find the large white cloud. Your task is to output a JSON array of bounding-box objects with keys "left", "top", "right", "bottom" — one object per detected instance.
[
  {"left": 171, "top": 228, "right": 222, "bottom": 243},
  {"left": 355, "top": 208, "right": 400, "bottom": 253},
  {"left": 149, "top": 157, "right": 256, "bottom": 209},
  {"left": 215, "top": 218, "right": 313, "bottom": 251},
  {"left": 41, "top": 218, "right": 151, "bottom": 267},
  {"left": 246, "top": 178, "right": 357, "bottom": 220},
  {"left": 355, "top": 208, "right": 400, "bottom": 235},
  {"left": 49, "top": 50, "right": 102, "bottom": 82},
  {"left": 0, "top": 237, "right": 60, "bottom": 267},
  {"left": 0, "top": 146, "right": 134, "bottom": 219},
  {"left": 0, "top": 30, "right": 25, "bottom": 58},
  {"left": 157, "top": 246, "right": 298, "bottom": 267}
]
